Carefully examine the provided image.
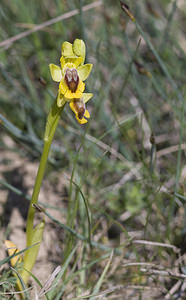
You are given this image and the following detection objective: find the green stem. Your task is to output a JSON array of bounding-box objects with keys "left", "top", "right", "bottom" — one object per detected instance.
[
  {"left": 26, "top": 140, "right": 51, "bottom": 246},
  {"left": 26, "top": 99, "right": 65, "bottom": 246}
]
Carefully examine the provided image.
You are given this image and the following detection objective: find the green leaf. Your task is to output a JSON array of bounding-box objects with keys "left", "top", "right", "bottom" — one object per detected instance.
[{"left": 21, "top": 220, "right": 45, "bottom": 284}]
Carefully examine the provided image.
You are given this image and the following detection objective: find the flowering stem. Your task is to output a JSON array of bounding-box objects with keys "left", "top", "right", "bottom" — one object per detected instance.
[{"left": 26, "top": 99, "right": 65, "bottom": 246}]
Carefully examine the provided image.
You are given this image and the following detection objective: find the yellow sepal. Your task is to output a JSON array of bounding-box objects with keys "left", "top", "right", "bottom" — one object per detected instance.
[
  {"left": 83, "top": 93, "right": 93, "bottom": 103},
  {"left": 49, "top": 64, "right": 62, "bottom": 82},
  {"left": 73, "top": 39, "right": 86, "bottom": 64},
  {"left": 61, "top": 41, "right": 74, "bottom": 57},
  {"left": 77, "top": 64, "right": 93, "bottom": 81}
]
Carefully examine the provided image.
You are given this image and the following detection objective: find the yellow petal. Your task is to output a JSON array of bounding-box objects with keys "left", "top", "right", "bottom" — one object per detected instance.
[
  {"left": 73, "top": 39, "right": 86, "bottom": 64},
  {"left": 77, "top": 64, "right": 93, "bottom": 81},
  {"left": 84, "top": 109, "right": 90, "bottom": 119},
  {"left": 60, "top": 56, "right": 83, "bottom": 69},
  {"left": 73, "top": 57, "right": 83, "bottom": 67},
  {"left": 60, "top": 56, "right": 67, "bottom": 68},
  {"left": 49, "top": 64, "right": 62, "bottom": 82},
  {"left": 82, "top": 93, "right": 93, "bottom": 103},
  {"left": 5, "top": 240, "right": 22, "bottom": 267},
  {"left": 61, "top": 41, "right": 74, "bottom": 57}
]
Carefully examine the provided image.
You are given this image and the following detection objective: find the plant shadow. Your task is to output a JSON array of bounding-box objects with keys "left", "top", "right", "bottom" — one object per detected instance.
[{"left": 1, "top": 167, "right": 29, "bottom": 228}]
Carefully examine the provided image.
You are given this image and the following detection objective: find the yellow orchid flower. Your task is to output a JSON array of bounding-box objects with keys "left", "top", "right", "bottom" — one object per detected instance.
[
  {"left": 49, "top": 40, "right": 92, "bottom": 102},
  {"left": 69, "top": 93, "right": 93, "bottom": 124},
  {"left": 49, "top": 39, "right": 93, "bottom": 124}
]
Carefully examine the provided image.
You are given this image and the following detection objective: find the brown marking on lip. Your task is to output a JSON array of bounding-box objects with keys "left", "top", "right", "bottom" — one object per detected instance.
[
  {"left": 77, "top": 107, "right": 85, "bottom": 119},
  {"left": 73, "top": 99, "right": 85, "bottom": 119},
  {"left": 65, "top": 68, "right": 79, "bottom": 92}
]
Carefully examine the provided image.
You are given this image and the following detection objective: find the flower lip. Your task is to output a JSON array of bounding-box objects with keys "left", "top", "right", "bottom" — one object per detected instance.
[
  {"left": 77, "top": 107, "right": 85, "bottom": 120},
  {"left": 73, "top": 99, "right": 86, "bottom": 119},
  {"left": 65, "top": 68, "right": 79, "bottom": 93}
]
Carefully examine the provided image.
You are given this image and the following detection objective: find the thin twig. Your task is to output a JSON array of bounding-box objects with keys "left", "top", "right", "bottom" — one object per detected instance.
[
  {"left": 157, "top": 143, "right": 186, "bottom": 158},
  {"left": 0, "top": 1, "right": 102, "bottom": 48},
  {"left": 99, "top": 163, "right": 141, "bottom": 194},
  {"left": 141, "top": 268, "right": 186, "bottom": 280},
  {"left": 38, "top": 266, "right": 61, "bottom": 297},
  {"left": 0, "top": 287, "right": 32, "bottom": 295},
  {"left": 123, "top": 262, "right": 157, "bottom": 268},
  {"left": 165, "top": 280, "right": 182, "bottom": 299},
  {"left": 133, "top": 239, "right": 180, "bottom": 253},
  {"left": 70, "top": 284, "right": 159, "bottom": 300}
]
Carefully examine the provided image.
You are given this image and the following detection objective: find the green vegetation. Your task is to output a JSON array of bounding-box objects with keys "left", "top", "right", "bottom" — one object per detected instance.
[{"left": 0, "top": 0, "right": 186, "bottom": 299}]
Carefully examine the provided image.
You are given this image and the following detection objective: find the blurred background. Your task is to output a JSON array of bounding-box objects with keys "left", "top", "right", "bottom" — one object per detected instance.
[{"left": 0, "top": 0, "right": 186, "bottom": 299}]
